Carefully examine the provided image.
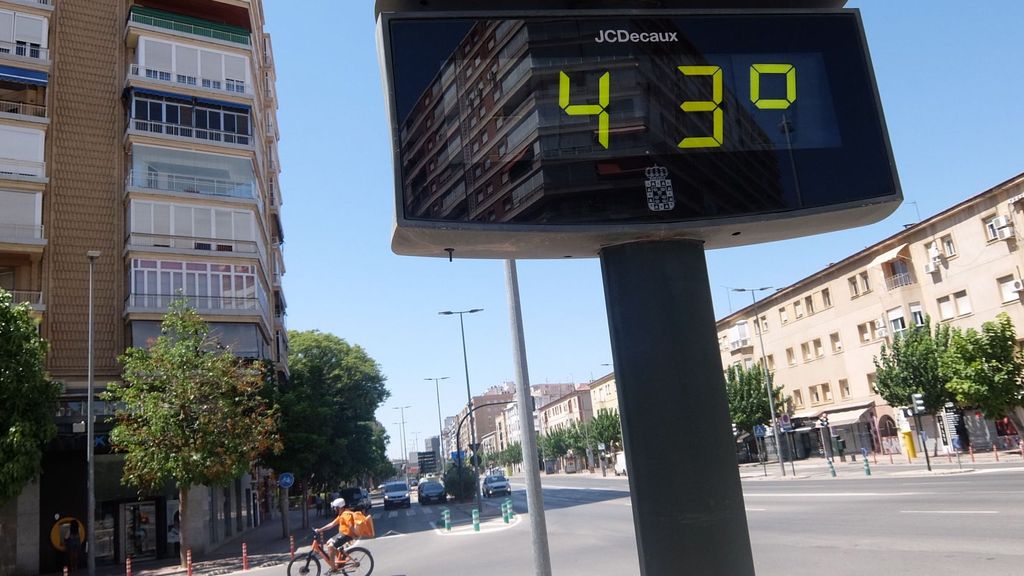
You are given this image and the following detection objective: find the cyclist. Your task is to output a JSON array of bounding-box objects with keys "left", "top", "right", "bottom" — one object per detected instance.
[{"left": 316, "top": 497, "right": 356, "bottom": 570}]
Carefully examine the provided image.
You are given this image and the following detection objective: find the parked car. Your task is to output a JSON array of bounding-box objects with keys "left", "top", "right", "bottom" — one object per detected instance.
[
  {"left": 614, "top": 451, "right": 627, "bottom": 476},
  {"left": 417, "top": 480, "right": 447, "bottom": 504},
  {"left": 482, "top": 475, "right": 511, "bottom": 498},
  {"left": 338, "top": 487, "right": 372, "bottom": 513},
  {"left": 382, "top": 481, "right": 411, "bottom": 509}
]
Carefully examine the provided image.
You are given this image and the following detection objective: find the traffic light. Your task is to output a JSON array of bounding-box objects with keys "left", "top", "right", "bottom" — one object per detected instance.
[
  {"left": 732, "top": 423, "right": 739, "bottom": 437},
  {"left": 911, "top": 393, "right": 926, "bottom": 415},
  {"left": 819, "top": 414, "right": 829, "bottom": 428}
]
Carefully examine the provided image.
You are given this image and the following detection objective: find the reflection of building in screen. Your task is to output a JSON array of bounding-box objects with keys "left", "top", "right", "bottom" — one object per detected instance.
[{"left": 398, "top": 19, "right": 785, "bottom": 225}]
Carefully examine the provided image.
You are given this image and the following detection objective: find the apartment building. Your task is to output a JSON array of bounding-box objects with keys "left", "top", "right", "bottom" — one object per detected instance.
[
  {"left": 0, "top": 1, "right": 287, "bottom": 573},
  {"left": 539, "top": 385, "right": 594, "bottom": 435},
  {"left": 717, "top": 172, "right": 1024, "bottom": 459},
  {"left": 453, "top": 386, "right": 513, "bottom": 455},
  {"left": 588, "top": 373, "right": 618, "bottom": 415}
]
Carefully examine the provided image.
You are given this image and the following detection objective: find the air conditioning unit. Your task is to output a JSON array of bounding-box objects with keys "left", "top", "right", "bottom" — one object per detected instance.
[
  {"left": 876, "top": 327, "right": 889, "bottom": 338},
  {"left": 997, "top": 226, "right": 1015, "bottom": 241},
  {"left": 1012, "top": 279, "right": 1024, "bottom": 293},
  {"left": 923, "top": 262, "right": 938, "bottom": 274},
  {"left": 992, "top": 215, "right": 1012, "bottom": 229},
  {"left": 874, "top": 318, "right": 886, "bottom": 329}
]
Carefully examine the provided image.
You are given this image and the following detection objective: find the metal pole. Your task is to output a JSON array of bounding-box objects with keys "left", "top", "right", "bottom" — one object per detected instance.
[
  {"left": 915, "top": 414, "right": 932, "bottom": 471},
  {"left": 505, "top": 259, "right": 552, "bottom": 576},
  {"left": 458, "top": 313, "right": 481, "bottom": 511},
  {"left": 86, "top": 251, "right": 99, "bottom": 576},
  {"left": 426, "top": 377, "right": 449, "bottom": 466},
  {"left": 747, "top": 290, "right": 786, "bottom": 477}
]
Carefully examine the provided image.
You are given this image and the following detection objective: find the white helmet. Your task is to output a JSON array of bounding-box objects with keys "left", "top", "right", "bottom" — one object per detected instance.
[{"left": 331, "top": 498, "right": 346, "bottom": 510}]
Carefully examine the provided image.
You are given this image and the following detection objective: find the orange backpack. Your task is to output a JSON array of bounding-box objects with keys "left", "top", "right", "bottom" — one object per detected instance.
[{"left": 352, "top": 511, "right": 375, "bottom": 538}]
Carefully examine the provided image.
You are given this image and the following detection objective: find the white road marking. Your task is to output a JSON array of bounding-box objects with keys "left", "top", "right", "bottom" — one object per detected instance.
[
  {"left": 899, "top": 510, "right": 998, "bottom": 515},
  {"left": 744, "top": 492, "right": 925, "bottom": 497},
  {"left": 405, "top": 509, "right": 416, "bottom": 517},
  {"left": 387, "top": 511, "right": 398, "bottom": 519},
  {"left": 745, "top": 508, "right": 767, "bottom": 512}
]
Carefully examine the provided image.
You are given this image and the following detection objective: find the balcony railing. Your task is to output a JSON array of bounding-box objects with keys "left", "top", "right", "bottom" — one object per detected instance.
[
  {"left": 729, "top": 338, "right": 752, "bottom": 351},
  {"left": 126, "top": 293, "right": 263, "bottom": 314},
  {"left": 884, "top": 272, "right": 914, "bottom": 291},
  {"left": 0, "top": 40, "right": 49, "bottom": 61},
  {"left": 9, "top": 290, "right": 43, "bottom": 307},
  {"left": 126, "top": 169, "right": 255, "bottom": 201},
  {"left": 0, "top": 99, "right": 46, "bottom": 118},
  {"left": 0, "top": 223, "right": 44, "bottom": 240},
  {"left": 9, "top": 0, "right": 53, "bottom": 6},
  {"left": 0, "top": 158, "right": 46, "bottom": 179},
  {"left": 129, "top": 119, "right": 251, "bottom": 147},
  {"left": 126, "top": 232, "right": 260, "bottom": 256},
  {"left": 127, "top": 64, "right": 253, "bottom": 97},
  {"left": 129, "top": 11, "right": 251, "bottom": 46}
]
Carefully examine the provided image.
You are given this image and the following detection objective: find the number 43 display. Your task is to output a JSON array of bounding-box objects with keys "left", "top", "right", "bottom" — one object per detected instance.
[{"left": 560, "top": 63, "right": 797, "bottom": 149}]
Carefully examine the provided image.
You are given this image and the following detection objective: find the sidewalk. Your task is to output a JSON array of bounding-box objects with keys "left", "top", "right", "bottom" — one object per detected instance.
[{"left": 88, "top": 508, "right": 314, "bottom": 576}]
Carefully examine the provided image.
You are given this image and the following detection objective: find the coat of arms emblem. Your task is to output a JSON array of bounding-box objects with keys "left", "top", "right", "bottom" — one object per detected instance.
[{"left": 644, "top": 165, "right": 675, "bottom": 212}]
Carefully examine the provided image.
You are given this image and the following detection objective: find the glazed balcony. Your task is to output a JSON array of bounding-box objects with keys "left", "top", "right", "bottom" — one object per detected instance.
[
  {"left": 127, "top": 63, "right": 252, "bottom": 98},
  {"left": 127, "top": 118, "right": 252, "bottom": 149},
  {"left": 125, "top": 232, "right": 264, "bottom": 262},
  {"left": 126, "top": 293, "right": 264, "bottom": 317},
  {"left": 125, "top": 169, "right": 256, "bottom": 203},
  {"left": 128, "top": 7, "right": 251, "bottom": 47}
]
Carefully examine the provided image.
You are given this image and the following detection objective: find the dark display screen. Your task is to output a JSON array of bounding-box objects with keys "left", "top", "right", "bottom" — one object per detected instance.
[{"left": 384, "top": 12, "right": 897, "bottom": 227}]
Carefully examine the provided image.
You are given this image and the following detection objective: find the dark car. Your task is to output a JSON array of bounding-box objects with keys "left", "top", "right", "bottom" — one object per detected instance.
[
  {"left": 382, "top": 481, "right": 411, "bottom": 509},
  {"left": 482, "top": 475, "right": 511, "bottom": 497},
  {"left": 417, "top": 480, "right": 447, "bottom": 505},
  {"left": 338, "top": 487, "right": 372, "bottom": 513}
]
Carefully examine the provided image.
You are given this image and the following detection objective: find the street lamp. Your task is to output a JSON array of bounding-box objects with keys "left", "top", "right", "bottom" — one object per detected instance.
[
  {"left": 439, "top": 308, "right": 483, "bottom": 506},
  {"left": 85, "top": 250, "right": 100, "bottom": 576},
  {"left": 731, "top": 287, "right": 786, "bottom": 478},
  {"left": 424, "top": 376, "right": 450, "bottom": 466},
  {"left": 393, "top": 406, "right": 410, "bottom": 468}
]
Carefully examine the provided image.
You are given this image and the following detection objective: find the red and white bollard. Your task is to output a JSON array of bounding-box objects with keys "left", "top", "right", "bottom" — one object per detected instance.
[
  {"left": 125, "top": 556, "right": 133, "bottom": 576},
  {"left": 290, "top": 535, "right": 296, "bottom": 560},
  {"left": 186, "top": 549, "right": 193, "bottom": 576},
  {"left": 63, "top": 566, "right": 69, "bottom": 576},
  {"left": 242, "top": 542, "right": 249, "bottom": 571}
]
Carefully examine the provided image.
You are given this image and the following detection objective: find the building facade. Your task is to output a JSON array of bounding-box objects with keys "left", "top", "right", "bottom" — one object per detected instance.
[
  {"left": 717, "top": 173, "right": 1024, "bottom": 458},
  {"left": 588, "top": 373, "right": 618, "bottom": 415},
  {"left": 0, "top": 1, "right": 287, "bottom": 573},
  {"left": 539, "top": 385, "right": 594, "bottom": 435}
]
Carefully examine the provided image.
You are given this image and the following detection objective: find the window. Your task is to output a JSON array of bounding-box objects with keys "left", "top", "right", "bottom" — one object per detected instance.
[
  {"left": 848, "top": 276, "right": 860, "bottom": 298},
  {"left": 909, "top": 302, "right": 925, "bottom": 326},
  {"left": 998, "top": 275, "right": 1021, "bottom": 303},
  {"left": 821, "top": 383, "right": 833, "bottom": 402},
  {"left": 779, "top": 307, "right": 789, "bottom": 324},
  {"left": 810, "top": 386, "right": 821, "bottom": 404},
  {"left": 754, "top": 314, "right": 768, "bottom": 335},
  {"left": 954, "top": 290, "right": 972, "bottom": 316},
  {"left": 839, "top": 379, "right": 851, "bottom": 399},
  {"left": 867, "top": 372, "right": 878, "bottom": 393},
  {"left": 786, "top": 348, "right": 796, "bottom": 366},
  {"left": 941, "top": 234, "right": 957, "bottom": 257},
  {"left": 805, "top": 296, "right": 815, "bottom": 315},
  {"left": 937, "top": 295, "right": 955, "bottom": 320},
  {"left": 887, "top": 307, "right": 907, "bottom": 335},
  {"left": 801, "top": 342, "right": 812, "bottom": 362},
  {"left": 821, "top": 288, "right": 832, "bottom": 308},
  {"left": 984, "top": 215, "right": 1002, "bottom": 240},
  {"left": 830, "top": 332, "right": 843, "bottom": 353},
  {"left": 792, "top": 389, "right": 804, "bottom": 408},
  {"left": 859, "top": 272, "right": 871, "bottom": 294},
  {"left": 794, "top": 300, "right": 804, "bottom": 318},
  {"left": 765, "top": 354, "right": 775, "bottom": 371},
  {"left": 813, "top": 338, "right": 823, "bottom": 358}
]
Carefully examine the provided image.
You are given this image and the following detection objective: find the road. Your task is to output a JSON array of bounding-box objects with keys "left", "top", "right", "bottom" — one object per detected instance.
[{"left": 245, "top": 468, "right": 1024, "bottom": 576}]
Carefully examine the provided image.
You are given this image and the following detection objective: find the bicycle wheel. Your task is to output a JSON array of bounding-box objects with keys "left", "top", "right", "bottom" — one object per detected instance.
[
  {"left": 341, "top": 547, "right": 374, "bottom": 576},
  {"left": 287, "top": 554, "right": 322, "bottom": 576}
]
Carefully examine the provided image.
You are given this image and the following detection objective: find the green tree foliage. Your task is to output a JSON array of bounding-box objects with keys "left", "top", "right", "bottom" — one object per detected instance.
[
  {"left": 538, "top": 427, "right": 570, "bottom": 460},
  {"left": 724, "top": 364, "right": 786, "bottom": 434},
  {"left": 941, "top": 313, "right": 1024, "bottom": 433},
  {"left": 103, "top": 299, "right": 280, "bottom": 566},
  {"left": 564, "top": 420, "right": 592, "bottom": 457},
  {"left": 590, "top": 409, "right": 623, "bottom": 453},
  {"left": 265, "top": 330, "right": 389, "bottom": 490},
  {"left": 0, "top": 290, "right": 60, "bottom": 504},
  {"left": 442, "top": 461, "right": 478, "bottom": 501},
  {"left": 873, "top": 318, "right": 951, "bottom": 411}
]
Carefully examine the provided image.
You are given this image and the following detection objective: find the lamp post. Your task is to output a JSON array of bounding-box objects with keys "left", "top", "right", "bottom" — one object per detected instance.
[
  {"left": 439, "top": 308, "right": 483, "bottom": 505},
  {"left": 86, "top": 250, "right": 100, "bottom": 576},
  {"left": 731, "top": 287, "right": 786, "bottom": 477},
  {"left": 393, "top": 406, "right": 410, "bottom": 472},
  {"left": 425, "top": 376, "right": 449, "bottom": 466}
]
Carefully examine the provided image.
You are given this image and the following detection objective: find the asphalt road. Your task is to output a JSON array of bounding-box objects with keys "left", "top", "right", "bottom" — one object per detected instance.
[{"left": 244, "top": 468, "right": 1024, "bottom": 576}]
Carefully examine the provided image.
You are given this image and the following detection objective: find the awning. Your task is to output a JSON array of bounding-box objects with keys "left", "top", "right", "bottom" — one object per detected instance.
[
  {"left": 0, "top": 65, "right": 47, "bottom": 86},
  {"left": 132, "top": 87, "right": 191, "bottom": 101},
  {"left": 792, "top": 408, "right": 821, "bottom": 419},
  {"left": 195, "top": 96, "right": 250, "bottom": 112},
  {"left": 823, "top": 407, "right": 871, "bottom": 427},
  {"left": 869, "top": 243, "right": 908, "bottom": 268}
]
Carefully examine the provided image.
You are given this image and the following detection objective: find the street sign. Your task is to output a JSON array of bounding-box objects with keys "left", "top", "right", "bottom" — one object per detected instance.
[
  {"left": 278, "top": 473, "right": 294, "bottom": 489},
  {"left": 753, "top": 425, "right": 767, "bottom": 438},
  {"left": 451, "top": 451, "right": 466, "bottom": 464},
  {"left": 780, "top": 414, "right": 793, "bottom": 432},
  {"left": 598, "top": 442, "right": 606, "bottom": 451}
]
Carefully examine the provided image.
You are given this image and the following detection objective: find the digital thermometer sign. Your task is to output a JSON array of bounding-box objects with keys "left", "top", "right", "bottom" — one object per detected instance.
[{"left": 377, "top": 9, "right": 901, "bottom": 257}]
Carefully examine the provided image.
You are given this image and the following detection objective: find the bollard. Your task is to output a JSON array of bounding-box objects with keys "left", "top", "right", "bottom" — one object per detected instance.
[
  {"left": 1019, "top": 440, "right": 1023, "bottom": 460},
  {"left": 472, "top": 509, "right": 480, "bottom": 532},
  {"left": 442, "top": 509, "right": 451, "bottom": 532},
  {"left": 187, "top": 549, "right": 193, "bottom": 576},
  {"left": 506, "top": 498, "right": 515, "bottom": 519},
  {"left": 863, "top": 457, "right": 871, "bottom": 476},
  {"left": 502, "top": 501, "right": 509, "bottom": 524},
  {"left": 63, "top": 567, "right": 69, "bottom": 576},
  {"left": 907, "top": 450, "right": 912, "bottom": 464},
  {"left": 993, "top": 444, "right": 1000, "bottom": 462},
  {"left": 872, "top": 450, "right": 877, "bottom": 465},
  {"left": 888, "top": 451, "right": 894, "bottom": 464},
  {"left": 969, "top": 445, "right": 975, "bottom": 463},
  {"left": 290, "top": 535, "right": 295, "bottom": 560},
  {"left": 827, "top": 459, "right": 837, "bottom": 478},
  {"left": 946, "top": 451, "right": 952, "bottom": 463},
  {"left": 242, "top": 542, "right": 248, "bottom": 571},
  {"left": 126, "top": 556, "right": 132, "bottom": 576}
]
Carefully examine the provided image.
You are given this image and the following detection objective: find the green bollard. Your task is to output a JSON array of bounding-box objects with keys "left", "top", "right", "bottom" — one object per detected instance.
[
  {"left": 502, "top": 502, "right": 509, "bottom": 523},
  {"left": 443, "top": 509, "right": 451, "bottom": 532},
  {"left": 863, "top": 458, "right": 872, "bottom": 476},
  {"left": 506, "top": 498, "right": 514, "bottom": 519},
  {"left": 827, "top": 459, "right": 837, "bottom": 478},
  {"left": 472, "top": 509, "right": 480, "bottom": 532}
]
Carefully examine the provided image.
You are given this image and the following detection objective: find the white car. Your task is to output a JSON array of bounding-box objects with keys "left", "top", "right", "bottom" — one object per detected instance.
[{"left": 614, "top": 452, "right": 627, "bottom": 476}]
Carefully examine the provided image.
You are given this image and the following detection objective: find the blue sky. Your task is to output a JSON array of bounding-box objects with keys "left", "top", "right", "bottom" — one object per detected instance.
[{"left": 261, "top": 1, "right": 1024, "bottom": 459}]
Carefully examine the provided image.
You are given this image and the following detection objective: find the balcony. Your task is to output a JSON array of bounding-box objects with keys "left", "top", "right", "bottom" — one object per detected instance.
[
  {"left": 126, "top": 169, "right": 255, "bottom": 202},
  {"left": 125, "top": 232, "right": 263, "bottom": 261},
  {"left": 128, "top": 118, "right": 252, "bottom": 149},
  {"left": 127, "top": 63, "right": 253, "bottom": 98},
  {"left": 126, "top": 293, "right": 264, "bottom": 316},
  {"left": 0, "top": 223, "right": 44, "bottom": 241},
  {"left": 8, "top": 290, "right": 44, "bottom": 310},
  {"left": 884, "top": 272, "right": 915, "bottom": 291},
  {"left": 0, "top": 40, "right": 49, "bottom": 63},
  {"left": 7, "top": 0, "right": 54, "bottom": 8},
  {"left": 0, "top": 99, "right": 46, "bottom": 119},
  {"left": 0, "top": 158, "right": 45, "bottom": 180},
  {"left": 128, "top": 8, "right": 251, "bottom": 47},
  {"left": 729, "top": 338, "right": 752, "bottom": 352}
]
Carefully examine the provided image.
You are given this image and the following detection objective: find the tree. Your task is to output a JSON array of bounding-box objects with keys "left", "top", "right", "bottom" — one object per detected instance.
[
  {"left": 724, "top": 364, "right": 786, "bottom": 435},
  {"left": 0, "top": 289, "right": 60, "bottom": 504},
  {"left": 941, "top": 313, "right": 1024, "bottom": 435},
  {"left": 590, "top": 409, "right": 623, "bottom": 453},
  {"left": 873, "top": 318, "right": 951, "bottom": 412},
  {"left": 103, "top": 299, "right": 280, "bottom": 567},
  {"left": 539, "top": 427, "right": 570, "bottom": 462}
]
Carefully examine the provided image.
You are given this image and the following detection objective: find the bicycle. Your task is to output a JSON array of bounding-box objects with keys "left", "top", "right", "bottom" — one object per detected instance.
[{"left": 287, "top": 531, "right": 374, "bottom": 576}]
